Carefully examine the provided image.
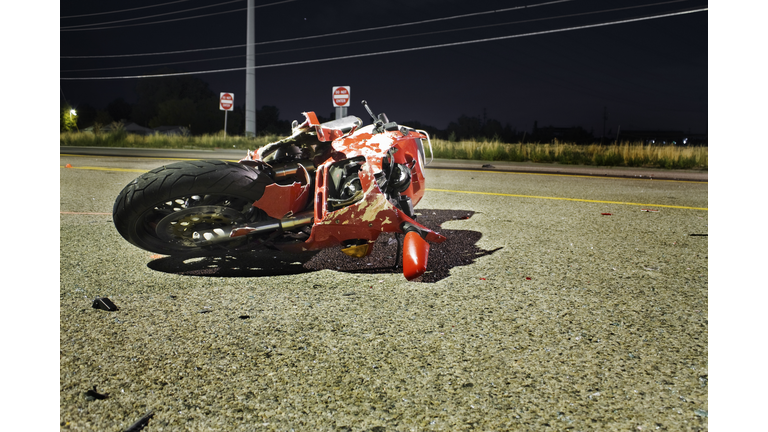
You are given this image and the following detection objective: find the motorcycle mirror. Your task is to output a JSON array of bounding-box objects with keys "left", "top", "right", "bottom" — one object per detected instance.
[{"left": 361, "top": 100, "right": 377, "bottom": 123}]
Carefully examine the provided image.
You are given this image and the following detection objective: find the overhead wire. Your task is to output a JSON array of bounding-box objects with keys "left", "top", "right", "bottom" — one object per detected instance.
[
  {"left": 59, "top": 8, "right": 707, "bottom": 81},
  {"left": 61, "top": 0, "right": 244, "bottom": 29},
  {"left": 60, "top": 0, "right": 295, "bottom": 32},
  {"left": 61, "top": 0, "right": 580, "bottom": 57},
  {"left": 60, "top": 0, "right": 195, "bottom": 19},
  {"left": 60, "top": 1, "right": 704, "bottom": 73},
  {"left": 63, "top": 55, "right": 246, "bottom": 73},
  {"left": 61, "top": 0, "right": 700, "bottom": 58}
]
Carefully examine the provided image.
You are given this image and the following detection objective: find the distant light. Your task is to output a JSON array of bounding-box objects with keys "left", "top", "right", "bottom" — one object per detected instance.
[{"left": 70, "top": 109, "right": 77, "bottom": 115}]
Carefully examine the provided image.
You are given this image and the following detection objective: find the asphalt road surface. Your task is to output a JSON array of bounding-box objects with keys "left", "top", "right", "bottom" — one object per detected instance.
[{"left": 60, "top": 151, "right": 708, "bottom": 431}]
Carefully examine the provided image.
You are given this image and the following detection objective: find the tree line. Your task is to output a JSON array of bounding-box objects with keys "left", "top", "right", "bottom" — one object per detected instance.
[
  {"left": 62, "top": 68, "right": 296, "bottom": 136},
  {"left": 61, "top": 70, "right": 608, "bottom": 144}
]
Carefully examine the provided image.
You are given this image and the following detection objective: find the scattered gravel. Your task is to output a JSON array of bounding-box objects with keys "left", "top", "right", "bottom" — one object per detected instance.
[{"left": 60, "top": 159, "right": 708, "bottom": 431}]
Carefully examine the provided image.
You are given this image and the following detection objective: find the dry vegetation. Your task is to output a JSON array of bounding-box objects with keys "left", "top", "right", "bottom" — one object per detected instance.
[
  {"left": 60, "top": 131, "right": 707, "bottom": 170},
  {"left": 428, "top": 138, "right": 707, "bottom": 169}
]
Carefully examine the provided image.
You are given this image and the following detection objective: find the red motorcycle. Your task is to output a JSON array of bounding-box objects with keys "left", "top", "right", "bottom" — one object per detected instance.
[{"left": 113, "top": 101, "right": 446, "bottom": 280}]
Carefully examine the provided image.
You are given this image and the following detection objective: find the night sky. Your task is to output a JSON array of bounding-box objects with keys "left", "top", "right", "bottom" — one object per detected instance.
[{"left": 60, "top": 0, "right": 708, "bottom": 136}]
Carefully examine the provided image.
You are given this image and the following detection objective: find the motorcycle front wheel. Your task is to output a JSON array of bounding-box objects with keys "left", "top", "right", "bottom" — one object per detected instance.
[{"left": 113, "top": 159, "right": 274, "bottom": 255}]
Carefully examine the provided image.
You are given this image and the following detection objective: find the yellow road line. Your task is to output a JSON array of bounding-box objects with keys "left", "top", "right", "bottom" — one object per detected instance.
[
  {"left": 429, "top": 168, "right": 707, "bottom": 184},
  {"left": 61, "top": 165, "right": 149, "bottom": 173},
  {"left": 61, "top": 153, "right": 240, "bottom": 162},
  {"left": 62, "top": 155, "right": 706, "bottom": 183},
  {"left": 426, "top": 188, "right": 708, "bottom": 211},
  {"left": 61, "top": 165, "right": 707, "bottom": 211},
  {"left": 60, "top": 211, "right": 111, "bottom": 215}
]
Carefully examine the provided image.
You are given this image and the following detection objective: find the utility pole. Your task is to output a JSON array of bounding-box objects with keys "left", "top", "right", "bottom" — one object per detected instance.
[
  {"left": 245, "top": 0, "right": 256, "bottom": 137},
  {"left": 602, "top": 106, "right": 607, "bottom": 142}
]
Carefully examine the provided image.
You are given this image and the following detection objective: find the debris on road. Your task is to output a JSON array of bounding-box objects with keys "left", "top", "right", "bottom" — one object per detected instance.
[
  {"left": 124, "top": 411, "right": 155, "bottom": 432},
  {"left": 91, "top": 297, "right": 119, "bottom": 312},
  {"left": 84, "top": 386, "right": 109, "bottom": 401}
]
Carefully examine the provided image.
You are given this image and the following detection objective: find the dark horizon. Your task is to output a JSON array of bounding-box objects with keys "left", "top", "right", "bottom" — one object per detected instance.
[{"left": 60, "top": 0, "right": 708, "bottom": 136}]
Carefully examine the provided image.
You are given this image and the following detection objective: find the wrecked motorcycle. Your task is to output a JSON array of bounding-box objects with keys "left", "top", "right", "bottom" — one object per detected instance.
[{"left": 113, "top": 101, "right": 446, "bottom": 280}]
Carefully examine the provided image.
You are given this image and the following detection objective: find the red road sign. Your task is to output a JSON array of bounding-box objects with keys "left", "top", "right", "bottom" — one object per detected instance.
[
  {"left": 332, "top": 86, "right": 350, "bottom": 107},
  {"left": 220, "top": 92, "right": 234, "bottom": 111}
]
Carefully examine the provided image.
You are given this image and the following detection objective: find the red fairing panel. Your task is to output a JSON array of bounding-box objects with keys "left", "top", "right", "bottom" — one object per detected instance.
[
  {"left": 253, "top": 182, "right": 311, "bottom": 219},
  {"left": 329, "top": 128, "right": 427, "bottom": 206},
  {"left": 252, "top": 164, "right": 311, "bottom": 219},
  {"left": 289, "top": 157, "right": 445, "bottom": 253}
]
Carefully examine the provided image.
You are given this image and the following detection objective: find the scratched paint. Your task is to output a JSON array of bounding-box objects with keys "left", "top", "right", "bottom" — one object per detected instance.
[{"left": 243, "top": 111, "right": 444, "bottom": 260}]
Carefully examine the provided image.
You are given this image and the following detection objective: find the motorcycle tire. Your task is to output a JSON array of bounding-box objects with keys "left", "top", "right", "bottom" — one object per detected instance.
[{"left": 113, "top": 159, "right": 274, "bottom": 255}]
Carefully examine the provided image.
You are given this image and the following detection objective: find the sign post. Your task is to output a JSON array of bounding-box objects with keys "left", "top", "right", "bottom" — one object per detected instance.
[
  {"left": 332, "top": 86, "right": 350, "bottom": 119},
  {"left": 220, "top": 92, "right": 234, "bottom": 136}
]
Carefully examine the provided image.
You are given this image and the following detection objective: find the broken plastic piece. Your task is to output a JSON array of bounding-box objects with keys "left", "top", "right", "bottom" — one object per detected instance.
[
  {"left": 85, "top": 385, "right": 109, "bottom": 400},
  {"left": 601, "top": 213, "right": 612, "bottom": 216},
  {"left": 92, "top": 297, "right": 119, "bottom": 311},
  {"left": 124, "top": 411, "right": 155, "bottom": 432},
  {"left": 403, "top": 231, "right": 430, "bottom": 281},
  {"left": 641, "top": 209, "right": 659, "bottom": 212}
]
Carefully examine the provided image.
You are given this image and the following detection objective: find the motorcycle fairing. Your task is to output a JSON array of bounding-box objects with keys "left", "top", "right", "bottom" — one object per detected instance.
[
  {"left": 247, "top": 111, "right": 443, "bottom": 278},
  {"left": 252, "top": 164, "right": 311, "bottom": 219},
  {"left": 330, "top": 126, "right": 427, "bottom": 207},
  {"left": 289, "top": 153, "right": 445, "bottom": 254}
]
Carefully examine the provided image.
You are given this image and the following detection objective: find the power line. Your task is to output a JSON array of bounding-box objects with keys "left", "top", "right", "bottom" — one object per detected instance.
[
  {"left": 61, "top": 0, "right": 699, "bottom": 58},
  {"left": 60, "top": 0, "right": 194, "bottom": 19},
  {"left": 62, "top": 55, "right": 246, "bottom": 73},
  {"left": 61, "top": 1, "right": 702, "bottom": 73},
  {"left": 60, "top": 0, "right": 578, "bottom": 57},
  {"left": 61, "top": 0, "right": 244, "bottom": 29},
  {"left": 59, "top": 8, "right": 707, "bottom": 81},
  {"left": 60, "top": 0, "right": 295, "bottom": 32},
  {"left": 60, "top": 7, "right": 245, "bottom": 31}
]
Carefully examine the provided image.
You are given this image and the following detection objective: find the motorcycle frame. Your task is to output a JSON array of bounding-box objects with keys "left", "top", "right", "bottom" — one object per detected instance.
[{"left": 238, "top": 111, "right": 446, "bottom": 278}]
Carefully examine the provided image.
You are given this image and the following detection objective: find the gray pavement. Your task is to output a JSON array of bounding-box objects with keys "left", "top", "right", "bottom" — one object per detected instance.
[{"left": 59, "top": 153, "right": 708, "bottom": 431}]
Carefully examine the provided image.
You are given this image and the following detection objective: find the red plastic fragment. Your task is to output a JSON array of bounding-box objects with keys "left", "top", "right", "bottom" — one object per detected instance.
[
  {"left": 403, "top": 231, "right": 430, "bottom": 281},
  {"left": 480, "top": 278, "right": 486, "bottom": 280},
  {"left": 601, "top": 213, "right": 612, "bottom": 216},
  {"left": 526, "top": 277, "right": 531, "bottom": 280}
]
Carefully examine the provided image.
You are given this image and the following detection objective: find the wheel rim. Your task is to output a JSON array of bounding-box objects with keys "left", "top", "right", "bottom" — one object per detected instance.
[{"left": 149, "top": 195, "right": 251, "bottom": 249}]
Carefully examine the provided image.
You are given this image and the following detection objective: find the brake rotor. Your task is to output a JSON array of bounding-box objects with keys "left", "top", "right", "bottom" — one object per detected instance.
[{"left": 156, "top": 205, "right": 246, "bottom": 247}]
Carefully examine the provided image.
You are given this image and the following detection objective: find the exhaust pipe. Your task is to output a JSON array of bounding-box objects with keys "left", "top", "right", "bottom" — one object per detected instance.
[{"left": 192, "top": 211, "right": 313, "bottom": 246}]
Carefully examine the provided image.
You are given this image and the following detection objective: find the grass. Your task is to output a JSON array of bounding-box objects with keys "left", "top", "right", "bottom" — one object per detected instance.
[
  {"left": 60, "top": 131, "right": 707, "bottom": 170},
  {"left": 60, "top": 130, "right": 281, "bottom": 151},
  {"left": 427, "top": 138, "right": 708, "bottom": 170}
]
